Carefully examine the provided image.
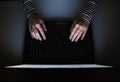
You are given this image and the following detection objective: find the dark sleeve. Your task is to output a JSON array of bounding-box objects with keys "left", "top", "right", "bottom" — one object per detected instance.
[
  {"left": 22, "top": 0, "right": 38, "bottom": 18},
  {"left": 79, "top": 0, "right": 99, "bottom": 23}
]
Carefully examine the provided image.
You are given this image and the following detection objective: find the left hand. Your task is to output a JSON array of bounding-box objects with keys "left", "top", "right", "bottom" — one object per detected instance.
[{"left": 69, "top": 18, "right": 90, "bottom": 42}]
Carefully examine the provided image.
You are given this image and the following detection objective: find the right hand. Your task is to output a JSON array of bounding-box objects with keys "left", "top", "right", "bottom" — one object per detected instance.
[{"left": 28, "top": 13, "right": 47, "bottom": 41}]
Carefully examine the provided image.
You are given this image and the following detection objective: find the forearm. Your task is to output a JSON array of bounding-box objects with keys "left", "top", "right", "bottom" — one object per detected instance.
[
  {"left": 79, "top": 0, "right": 99, "bottom": 23},
  {"left": 22, "top": 0, "right": 38, "bottom": 18}
]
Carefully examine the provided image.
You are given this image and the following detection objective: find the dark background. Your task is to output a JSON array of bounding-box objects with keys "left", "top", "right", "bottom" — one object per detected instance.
[
  {"left": 92, "top": 0, "right": 120, "bottom": 66},
  {"left": 0, "top": 0, "right": 120, "bottom": 67}
]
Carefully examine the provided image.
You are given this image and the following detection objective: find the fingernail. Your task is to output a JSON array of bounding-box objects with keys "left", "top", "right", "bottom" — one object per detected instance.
[
  {"left": 71, "top": 39, "right": 74, "bottom": 42},
  {"left": 39, "top": 38, "right": 42, "bottom": 41},
  {"left": 75, "top": 40, "right": 77, "bottom": 42},
  {"left": 69, "top": 36, "right": 72, "bottom": 40},
  {"left": 69, "top": 37, "right": 71, "bottom": 40},
  {"left": 45, "top": 29, "right": 47, "bottom": 32},
  {"left": 44, "top": 37, "right": 46, "bottom": 40}
]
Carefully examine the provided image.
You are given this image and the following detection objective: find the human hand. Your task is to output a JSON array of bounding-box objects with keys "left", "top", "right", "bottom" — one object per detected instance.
[
  {"left": 69, "top": 18, "right": 90, "bottom": 42},
  {"left": 28, "top": 13, "right": 47, "bottom": 41}
]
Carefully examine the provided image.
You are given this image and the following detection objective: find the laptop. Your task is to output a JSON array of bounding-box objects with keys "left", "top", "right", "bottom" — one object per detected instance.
[{"left": 1, "top": 1, "right": 120, "bottom": 68}]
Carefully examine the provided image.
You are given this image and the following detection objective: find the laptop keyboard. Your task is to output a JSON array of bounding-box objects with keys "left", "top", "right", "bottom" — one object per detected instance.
[{"left": 23, "top": 21, "right": 95, "bottom": 64}]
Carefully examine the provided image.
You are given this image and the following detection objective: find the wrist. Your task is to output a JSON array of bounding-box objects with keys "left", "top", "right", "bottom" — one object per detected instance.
[
  {"left": 28, "top": 12, "right": 41, "bottom": 25},
  {"left": 28, "top": 11, "right": 40, "bottom": 20},
  {"left": 76, "top": 17, "right": 90, "bottom": 27}
]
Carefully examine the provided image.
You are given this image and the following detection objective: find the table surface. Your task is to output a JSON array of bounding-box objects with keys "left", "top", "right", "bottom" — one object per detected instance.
[{"left": 0, "top": 68, "right": 120, "bottom": 82}]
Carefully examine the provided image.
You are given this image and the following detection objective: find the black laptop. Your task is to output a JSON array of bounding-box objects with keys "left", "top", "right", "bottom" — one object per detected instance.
[{"left": 23, "top": 20, "right": 95, "bottom": 64}]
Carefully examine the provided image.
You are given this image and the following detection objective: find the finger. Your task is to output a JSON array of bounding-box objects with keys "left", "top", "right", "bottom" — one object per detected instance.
[
  {"left": 70, "top": 21, "right": 76, "bottom": 32},
  {"left": 39, "top": 20, "right": 47, "bottom": 31},
  {"left": 71, "top": 28, "right": 81, "bottom": 42},
  {"left": 35, "top": 24, "right": 46, "bottom": 40},
  {"left": 31, "top": 32, "right": 35, "bottom": 39},
  {"left": 33, "top": 31, "right": 39, "bottom": 40},
  {"left": 35, "top": 32, "right": 42, "bottom": 41},
  {"left": 29, "top": 25, "right": 38, "bottom": 39},
  {"left": 69, "top": 24, "right": 79, "bottom": 40},
  {"left": 81, "top": 30, "right": 87, "bottom": 40},
  {"left": 75, "top": 31, "right": 83, "bottom": 42},
  {"left": 31, "top": 25, "right": 39, "bottom": 40}
]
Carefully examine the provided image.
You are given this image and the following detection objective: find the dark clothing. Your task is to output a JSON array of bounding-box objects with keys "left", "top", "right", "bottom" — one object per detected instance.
[{"left": 22, "top": 0, "right": 99, "bottom": 23}]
